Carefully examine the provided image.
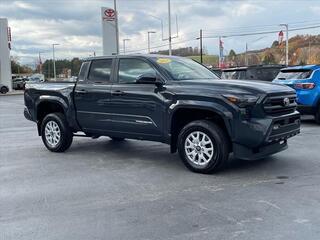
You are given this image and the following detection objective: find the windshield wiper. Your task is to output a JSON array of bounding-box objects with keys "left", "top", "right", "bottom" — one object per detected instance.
[{"left": 278, "top": 78, "right": 286, "bottom": 80}]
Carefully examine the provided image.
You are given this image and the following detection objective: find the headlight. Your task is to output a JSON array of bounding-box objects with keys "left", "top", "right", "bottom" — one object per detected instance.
[{"left": 223, "top": 94, "right": 258, "bottom": 108}]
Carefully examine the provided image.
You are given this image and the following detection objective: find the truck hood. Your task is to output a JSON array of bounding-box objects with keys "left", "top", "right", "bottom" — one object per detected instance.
[{"left": 171, "top": 79, "right": 294, "bottom": 96}]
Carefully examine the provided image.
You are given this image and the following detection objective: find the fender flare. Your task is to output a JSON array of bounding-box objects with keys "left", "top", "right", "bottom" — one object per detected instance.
[
  {"left": 167, "top": 100, "right": 235, "bottom": 140},
  {"left": 35, "top": 95, "right": 68, "bottom": 119}
]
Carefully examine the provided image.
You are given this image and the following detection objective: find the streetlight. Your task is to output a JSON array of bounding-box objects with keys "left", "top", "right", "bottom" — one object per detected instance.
[
  {"left": 114, "top": 0, "right": 119, "bottom": 54},
  {"left": 279, "top": 23, "right": 289, "bottom": 66},
  {"left": 123, "top": 38, "right": 130, "bottom": 54},
  {"left": 147, "top": 31, "right": 156, "bottom": 54},
  {"left": 52, "top": 43, "right": 59, "bottom": 80},
  {"left": 196, "top": 29, "right": 203, "bottom": 64},
  {"left": 168, "top": 0, "right": 172, "bottom": 55}
]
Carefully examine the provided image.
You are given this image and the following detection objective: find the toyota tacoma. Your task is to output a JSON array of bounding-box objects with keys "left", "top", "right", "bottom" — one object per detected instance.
[{"left": 24, "top": 55, "right": 300, "bottom": 173}]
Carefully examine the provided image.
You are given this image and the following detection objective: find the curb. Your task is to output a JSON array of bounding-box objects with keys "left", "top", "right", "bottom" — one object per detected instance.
[{"left": 0, "top": 91, "right": 24, "bottom": 96}]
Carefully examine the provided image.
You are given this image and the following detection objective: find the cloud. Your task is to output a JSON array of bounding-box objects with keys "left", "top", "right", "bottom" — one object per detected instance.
[
  {"left": 230, "top": 2, "right": 264, "bottom": 17},
  {"left": 1, "top": 0, "right": 320, "bottom": 65}
]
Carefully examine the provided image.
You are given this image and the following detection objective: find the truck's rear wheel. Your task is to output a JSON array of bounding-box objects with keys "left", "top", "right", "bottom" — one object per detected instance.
[
  {"left": 177, "top": 120, "right": 230, "bottom": 174},
  {"left": 41, "top": 113, "right": 73, "bottom": 152}
]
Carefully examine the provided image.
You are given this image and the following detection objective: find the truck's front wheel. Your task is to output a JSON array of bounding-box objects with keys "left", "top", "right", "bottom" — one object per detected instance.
[
  {"left": 41, "top": 113, "right": 73, "bottom": 152},
  {"left": 177, "top": 120, "right": 230, "bottom": 174}
]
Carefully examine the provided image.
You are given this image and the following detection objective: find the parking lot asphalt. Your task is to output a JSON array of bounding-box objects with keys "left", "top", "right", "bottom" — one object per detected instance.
[{"left": 1, "top": 95, "right": 320, "bottom": 240}]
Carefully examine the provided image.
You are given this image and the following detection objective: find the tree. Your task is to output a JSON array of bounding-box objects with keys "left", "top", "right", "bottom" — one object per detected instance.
[
  {"left": 262, "top": 51, "right": 276, "bottom": 64},
  {"left": 10, "top": 58, "right": 33, "bottom": 74},
  {"left": 271, "top": 40, "right": 279, "bottom": 48},
  {"left": 229, "top": 49, "right": 236, "bottom": 59}
]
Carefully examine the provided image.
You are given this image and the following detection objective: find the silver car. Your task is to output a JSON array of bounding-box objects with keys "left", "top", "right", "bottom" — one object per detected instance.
[{"left": 0, "top": 84, "right": 9, "bottom": 94}]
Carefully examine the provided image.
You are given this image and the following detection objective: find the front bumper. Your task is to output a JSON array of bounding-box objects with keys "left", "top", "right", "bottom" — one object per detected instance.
[
  {"left": 233, "top": 111, "right": 300, "bottom": 160},
  {"left": 24, "top": 107, "right": 33, "bottom": 121}
]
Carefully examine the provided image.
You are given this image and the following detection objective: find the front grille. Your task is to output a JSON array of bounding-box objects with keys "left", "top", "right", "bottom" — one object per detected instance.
[{"left": 263, "top": 94, "right": 297, "bottom": 116}]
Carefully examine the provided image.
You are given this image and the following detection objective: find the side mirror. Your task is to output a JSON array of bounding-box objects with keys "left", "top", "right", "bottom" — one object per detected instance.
[{"left": 136, "top": 73, "right": 157, "bottom": 84}]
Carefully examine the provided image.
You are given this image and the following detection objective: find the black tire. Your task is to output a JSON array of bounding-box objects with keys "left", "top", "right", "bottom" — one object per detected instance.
[
  {"left": 177, "top": 120, "right": 230, "bottom": 174},
  {"left": 0, "top": 86, "right": 8, "bottom": 94},
  {"left": 315, "top": 105, "right": 320, "bottom": 125},
  {"left": 110, "top": 137, "right": 125, "bottom": 141},
  {"left": 41, "top": 112, "right": 73, "bottom": 152}
]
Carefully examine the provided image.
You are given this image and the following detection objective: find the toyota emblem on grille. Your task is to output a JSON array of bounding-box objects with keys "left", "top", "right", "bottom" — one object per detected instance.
[{"left": 283, "top": 97, "right": 290, "bottom": 106}]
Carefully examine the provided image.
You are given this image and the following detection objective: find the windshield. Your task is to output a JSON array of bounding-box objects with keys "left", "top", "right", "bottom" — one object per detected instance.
[
  {"left": 152, "top": 57, "right": 219, "bottom": 80},
  {"left": 222, "top": 70, "right": 246, "bottom": 80},
  {"left": 276, "top": 69, "right": 312, "bottom": 80}
]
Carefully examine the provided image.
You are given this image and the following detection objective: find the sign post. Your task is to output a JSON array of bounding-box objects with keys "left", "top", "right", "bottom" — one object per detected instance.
[
  {"left": 101, "top": 7, "right": 119, "bottom": 56},
  {"left": 0, "top": 18, "right": 12, "bottom": 91}
]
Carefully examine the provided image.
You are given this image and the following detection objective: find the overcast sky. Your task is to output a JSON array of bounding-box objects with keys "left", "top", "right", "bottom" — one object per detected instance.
[{"left": 1, "top": 0, "right": 320, "bottom": 65}]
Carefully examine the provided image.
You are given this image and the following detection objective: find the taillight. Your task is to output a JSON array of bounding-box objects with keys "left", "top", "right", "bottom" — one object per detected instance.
[{"left": 294, "top": 83, "right": 315, "bottom": 89}]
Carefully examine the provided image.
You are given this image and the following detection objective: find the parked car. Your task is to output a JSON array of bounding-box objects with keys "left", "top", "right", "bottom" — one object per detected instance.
[
  {"left": 12, "top": 78, "right": 27, "bottom": 90},
  {"left": 222, "top": 65, "right": 286, "bottom": 81},
  {"left": 24, "top": 55, "right": 300, "bottom": 173},
  {"left": 28, "top": 74, "right": 45, "bottom": 83},
  {"left": 0, "top": 84, "right": 9, "bottom": 94},
  {"left": 273, "top": 65, "right": 320, "bottom": 124}
]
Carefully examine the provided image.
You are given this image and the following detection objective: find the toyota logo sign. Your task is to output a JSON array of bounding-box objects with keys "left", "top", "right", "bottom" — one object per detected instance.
[
  {"left": 103, "top": 9, "right": 115, "bottom": 21},
  {"left": 283, "top": 97, "right": 290, "bottom": 107}
]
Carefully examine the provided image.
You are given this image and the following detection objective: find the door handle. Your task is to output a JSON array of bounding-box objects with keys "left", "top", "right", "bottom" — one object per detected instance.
[
  {"left": 75, "top": 89, "right": 88, "bottom": 94},
  {"left": 111, "top": 90, "right": 125, "bottom": 96}
]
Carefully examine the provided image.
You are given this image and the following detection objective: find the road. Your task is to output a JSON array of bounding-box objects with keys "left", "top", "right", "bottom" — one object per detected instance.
[{"left": 1, "top": 95, "right": 320, "bottom": 240}]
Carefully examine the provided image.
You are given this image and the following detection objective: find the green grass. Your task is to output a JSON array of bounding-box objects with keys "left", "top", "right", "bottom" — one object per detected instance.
[{"left": 188, "top": 55, "right": 219, "bottom": 65}]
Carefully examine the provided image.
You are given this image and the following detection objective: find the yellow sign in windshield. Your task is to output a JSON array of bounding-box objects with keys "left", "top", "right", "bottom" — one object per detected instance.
[{"left": 156, "top": 58, "right": 172, "bottom": 64}]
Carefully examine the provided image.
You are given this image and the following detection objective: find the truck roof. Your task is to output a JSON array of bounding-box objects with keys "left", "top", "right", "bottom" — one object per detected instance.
[
  {"left": 281, "top": 64, "right": 320, "bottom": 71},
  {"left": 222, "top": 64, "right": 286, "bottom": 72},
  {"left": 83, "top": 54, "right": 181, "bottom": 61}
]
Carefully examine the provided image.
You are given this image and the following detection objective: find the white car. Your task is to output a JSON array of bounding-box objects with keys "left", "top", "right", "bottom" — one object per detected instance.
[{"left": 0, "top": 84, "right": 9, "bottom": 94}]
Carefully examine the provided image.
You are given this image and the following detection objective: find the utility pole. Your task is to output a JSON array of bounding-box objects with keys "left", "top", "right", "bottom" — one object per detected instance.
[
  {"left": 308, "top": 40, "right": 311, "bottom": 64},
  {"left": 38, "top": 52, "right": 43, "bottom": 74},
  {"left": 123, "top": 38, "right": 130, "bottom": 54},
  {"left": 147, "top": 31, "right": 156, "bottom": 54},
  {"left": 245, "top": 42, "right": 248, "bottom": 66},
  {"left": 52, "top": 43, "right": 59, "bottom": 80},
  {"left": 168, "top": 0, "right": 172, "bottom": 55},
  {"left": 280, "top": 24, "right": 289, "bottom": 66},
  {"left": 114, "top": 0, "right": 119, "bottom": 55},
  {"left": 219, "top": 36, "right": 224, "bottom": 68}
]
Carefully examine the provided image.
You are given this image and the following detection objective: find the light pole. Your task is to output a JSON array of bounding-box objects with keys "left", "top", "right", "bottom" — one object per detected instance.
[
  {"left": 52, "top": 43, "right": 59, "bottom": 80},
  {"left": 196, "top": 29, "right": 203, "bottom": 64},
  {"left": 168, "top": 0, "right": 172, "bottom": 55},
  {"left": 123, "top": 38, "right": 130, "bottom": 54},
  {"left": 114, "top": 0, "right": 119, "bottom": 54},
  {"left": 280, "top": 23, "right": 289, "bottom": 66},
  {"left": 147, "top": 31, "right": 156, "bottom": 54}
]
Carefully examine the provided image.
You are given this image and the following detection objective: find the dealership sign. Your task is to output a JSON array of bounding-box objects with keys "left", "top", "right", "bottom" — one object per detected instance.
[
  {"left": 101, "top": 7, "right": 118, "bottom": 55},
  {"left": 103, "top": 8, "right": 116, "bottom": 21}
]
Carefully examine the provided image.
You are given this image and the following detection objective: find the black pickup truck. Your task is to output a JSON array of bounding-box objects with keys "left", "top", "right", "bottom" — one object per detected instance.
[{"left": 24, "top": 55, "right": 300, "bottom": 173}]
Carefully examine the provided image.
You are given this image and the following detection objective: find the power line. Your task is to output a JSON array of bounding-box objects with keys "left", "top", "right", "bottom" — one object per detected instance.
[
  {"left": 125, "top": 38, "right": 197, "bottom": 53},
  {"left": 203, "top": 24, "right": 320, "bottom": 39}
]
